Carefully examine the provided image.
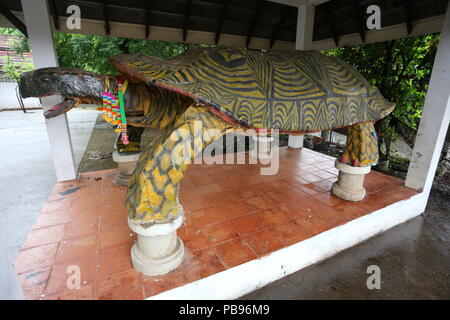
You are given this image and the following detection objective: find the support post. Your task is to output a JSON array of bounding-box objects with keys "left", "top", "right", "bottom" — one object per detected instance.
[
  {"left": 128, "top": 215, "right": 184, "bottom": 276},
  {"left": 405, "top": 3, "right": 450, "bottom": 197},
  {"left": 21, "top": 0, "right": 77, "bottom": 181},
  {"left": 288, "top": 3, "right": 315, "bottom": 149}
]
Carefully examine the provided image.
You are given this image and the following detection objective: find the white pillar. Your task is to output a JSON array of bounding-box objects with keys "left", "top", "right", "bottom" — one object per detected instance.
[
  {"left": 21, "top": 0, "right": 77, "bottom": 181},
  {"left": 128, "top": 215, "right": 184, "bottom": 276},
  {"left": 288, "top": 3, "right": 315, "bottom": 149},
  {"left": 405, "top": 3, "right": 450, "bottom": 196}
]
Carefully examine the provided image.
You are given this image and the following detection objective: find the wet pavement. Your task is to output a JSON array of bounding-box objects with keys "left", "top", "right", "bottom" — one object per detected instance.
[{"left": 242, "top": 191, "right": 450, "bottom": 299}]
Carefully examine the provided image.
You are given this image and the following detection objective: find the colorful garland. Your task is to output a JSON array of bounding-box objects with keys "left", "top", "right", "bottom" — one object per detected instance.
[{"left": 100, "top": 76, "right": 129, "bottom": 145}]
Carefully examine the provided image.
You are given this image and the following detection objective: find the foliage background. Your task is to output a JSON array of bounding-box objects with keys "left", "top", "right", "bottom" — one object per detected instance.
[{"left": 324, "top": 34, "right": 440, "bottom": 159}]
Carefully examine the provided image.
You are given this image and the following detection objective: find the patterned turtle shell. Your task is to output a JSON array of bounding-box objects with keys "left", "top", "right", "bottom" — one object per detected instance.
[{"left": 111, "top": 46, "right": 394, "bottom": 133}]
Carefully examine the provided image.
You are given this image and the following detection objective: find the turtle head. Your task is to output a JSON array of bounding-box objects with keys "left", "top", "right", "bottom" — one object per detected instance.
[{"left": 19, "top": 67, "right": 107, "bottom": 118}]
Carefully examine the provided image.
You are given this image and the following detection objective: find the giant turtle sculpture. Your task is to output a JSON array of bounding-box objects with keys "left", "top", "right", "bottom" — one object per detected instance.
[{"left": 20, "top": 46, "right": 394, "bottom": 226}]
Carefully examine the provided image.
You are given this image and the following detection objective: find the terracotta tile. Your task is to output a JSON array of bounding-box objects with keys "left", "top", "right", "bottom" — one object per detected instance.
[
  {"left": 260, "top": 207, "right": 291, "bottom": 226},
  {"left": 73, "top": 184, "right": 102, "bottom": 199},
  {"left": 200, "top": 221, "right": 239, "bottom": 245},
  {"left": 98, "top": 246, "right": 133, "bottom": 281},
  {"left": 189, "top": 173, "right": 215, "bottom": 186},
  {"left": 272, "top": 202, "right": 308, "bottom": 221},
  {"left": 98, "top": 227, "right": 134, "bottom": 252},
  {"left": 55, "top": 235, "right": 98, "bottom": 262},
  {"left": 101, "top": 187, "right": 126, "bottom": 202},
  {"left": 33, "top": 211, "right": 70, "bottom": 230},
  {"left": 41, "top": 198, "right": 72, "bottom": 214},
  {"left": 315, "top": 192, "right": 348, "bottom": 207},
  {"left": 215, "top": 239, "right": 257, "bottom": 268},
  {"left": 275, "top": 222, "right": 311, "bottom": 245},
  {"left": 311, "top": 170, "right": 336, "bottom": 180},
  {"left": 244, "top": 227, "right": 286, "bottom": 256},
  {"left": 202, "top": 191, "right": 236, "bottom": 208},
  {"left": 181, "top": 228, "right": 211, "bottom": 252},
  {"left": 356, "top": 190, "right": 399, "bottom": 211},
  {"left": 99, "top": 212, "right": 128, "bottom": 232},
  {"left": 44, "top": 257, "right": 97, "bottom": 296},
  {"left": 51, "top": 181, "right": 79, "bottom": 195},
  {"left": 143, "top": 271, "right": 189, "bottom": 297},
  {"left": 232, "top": 187, "right": 257, "bottom": 200},
  {"left": 71, "top": 194, "right": 101, "bottom": 211},
  {"left": 14, "top": 243, "right": 59, "bottom": 274},
  {"left": 385, "top": 185, "right": 418, "bottom": 201},
  {"left": 334, "top": 203, "right": 367, "bottom": 219},
  {"left": 241, "top": 196, "right": 273, "bottom": 212},
  {"left": 215, "top": 202, "right": 250, "bottom": 219},
  {"left": 99, "top": 202, "right": 127, "bottom": 216},
  {"left": 45, "top": 285, "right": 94, "bottom": 300},
  {"left": 294, "top": 215, "right": 331, "bottom": 236},
  {"left": 191, "top": 247, "right": 225, "bottom": 278},
  {"left": 69, "top": 205, "right": 100, "bottom": 222},
  {"left": 296, "top": 184, "right": 321, "bottom": 196},
  {"left": 190, "top": 207, "right": 226, "bottom": 227},
  {"left": 97, "top": 270, "right": 143, "bottom": 300},
  {"left": 229, "top": 212, "right": 267, "bottom": 236},
  {"left": 22, "top": 224, "right": 65, "bottom": 249},
  {"left": 64, "top": 216, "right": 99, "bottom": 240},
  {"left": 18, "top": 267, "right": 51, "bottom": 300},
  {"left": 300, "top": 173, "right": 323, "bottom": 183}
]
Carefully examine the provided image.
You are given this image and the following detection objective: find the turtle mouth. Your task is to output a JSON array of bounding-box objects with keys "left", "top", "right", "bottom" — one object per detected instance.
[{"left": 44, "top": 99, "right": 76, "bottom": 119}]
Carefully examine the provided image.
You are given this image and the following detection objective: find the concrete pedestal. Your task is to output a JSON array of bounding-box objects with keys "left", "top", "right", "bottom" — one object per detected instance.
[
  {"left": 250, "top": 135, "right": 274, "bottom": 160},
  {"left": 332, "top": 160, "right": 371, "bottom": 202},
  {"left": 128, "top": 214, "right": 184, "bottom": 276},
  {"left": 112, "top": 152, "right": 141, "bottom": 186},
  {"left": 288, "top": 135, "right": 304, "bottom": 148}
]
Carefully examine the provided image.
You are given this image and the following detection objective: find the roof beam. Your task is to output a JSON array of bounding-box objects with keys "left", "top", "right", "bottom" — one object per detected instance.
[
  {"left": 215, "top": 0, "right": 229, "bottom": 45},
  {"left": 403, "top": 0, "right": 413, "bottom": 35},
  {"left": 266, "top": 0, "right": 329, "bottom": 7},
  {"left": 0, "top": 2, "right": 28, "bottom": 37},
  {"left": 145, "top": 0, "right": 152, "bottom": 38},
  {"left": 102, "top": 0, "right": 111, "bottom": 36},
  {"left": 49, "top": 0, "right": 60, "bottom": 30},
  {"left": 246, "top": 0, "right": 264, "bottom": 48},
  {"left": 352, "top": 0, "right": 365, "bottom": 43},
  {"left": 270, "top": 6, "right": 289, "bottom": 48},
  {"left": 324, "top": 1, "right": 339, "bottom": 46},
  {"left": 183, "top": 0, "right": 193, "bottom": 41}
]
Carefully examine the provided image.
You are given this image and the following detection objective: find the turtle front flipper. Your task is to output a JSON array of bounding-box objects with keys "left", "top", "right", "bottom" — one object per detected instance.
[
  {"left": 126, "top": 106, "right": 232, "bottom": 225},
  {"left": 339, "top": 122, "right": 379, "bottom": 167}
]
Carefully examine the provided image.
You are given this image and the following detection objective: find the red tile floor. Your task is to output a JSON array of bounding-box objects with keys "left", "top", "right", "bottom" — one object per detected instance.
[{"left": 14, "top": 147, "right": 417, "bottom": 300}]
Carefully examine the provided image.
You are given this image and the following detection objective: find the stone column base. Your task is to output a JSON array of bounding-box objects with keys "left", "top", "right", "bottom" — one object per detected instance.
[
  {"left": 128, "top": 214, "right": 184, "bottom": 276},
  {"left": 112, "top": 151, "right": 141, "bottom": 186},
  {"left": 288, "top": 135, "right": 304, "bottom": 148},
  {"left": 332, "top": 160, "right": 371, "bottom": 202},
  {"left": 250, "top": 135, "right": 274, "bottom": 160}
]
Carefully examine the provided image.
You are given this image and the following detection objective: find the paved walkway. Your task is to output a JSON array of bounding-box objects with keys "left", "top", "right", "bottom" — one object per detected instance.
[{"left": 0, "top": 108, "right": 98, "bottom": 259}]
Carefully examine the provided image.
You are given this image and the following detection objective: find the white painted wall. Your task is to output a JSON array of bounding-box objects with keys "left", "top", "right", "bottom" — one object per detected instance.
[
  {"left": 21, "top": 0, "right": 77, "bottom": 182},
  {"left": 406, "top": 3, "right": 450, "bottom": 195},
  {"left": 0, "top": 82, "right": 40, "bottom": 109}
]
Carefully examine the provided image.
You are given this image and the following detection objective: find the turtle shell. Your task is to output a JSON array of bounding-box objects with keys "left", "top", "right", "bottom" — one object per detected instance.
[{"left": 111, "top": 46, "right": 394, "bottom": 133}]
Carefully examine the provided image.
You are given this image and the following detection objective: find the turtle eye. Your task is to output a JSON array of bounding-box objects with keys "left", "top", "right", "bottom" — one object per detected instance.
[{"left": 41, "top": 75, "right": 51, "bottom": 83}]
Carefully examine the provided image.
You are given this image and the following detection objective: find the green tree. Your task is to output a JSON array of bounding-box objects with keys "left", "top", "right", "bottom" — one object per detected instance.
[
  {"left": 325, "top": 34, "right": 440, "bottom": 161},
  {"left": 0, "top": 28, "right": 190, "bottom": 75}
]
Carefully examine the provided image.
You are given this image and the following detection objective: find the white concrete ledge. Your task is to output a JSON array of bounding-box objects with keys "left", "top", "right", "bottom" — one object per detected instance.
[{"left": 148, "top": 192, "right": 426, "bottom": 300}]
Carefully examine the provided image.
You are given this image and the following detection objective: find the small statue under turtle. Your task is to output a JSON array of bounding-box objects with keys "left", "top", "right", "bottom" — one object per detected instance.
[{"left": 19, "top": 46, "right": 394, "bottom": 275}]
